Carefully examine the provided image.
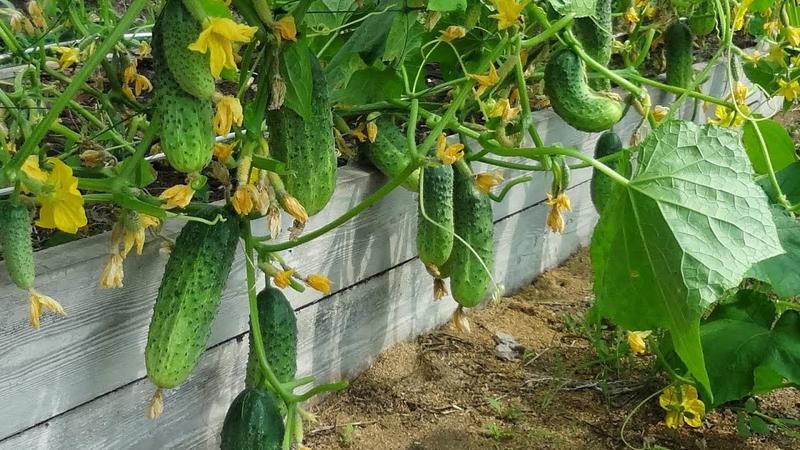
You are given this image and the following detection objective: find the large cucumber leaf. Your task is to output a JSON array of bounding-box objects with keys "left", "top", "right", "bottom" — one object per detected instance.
[
  {"left": 747, "top": 206, "right": 800, "bottom": 297},
  {"left": 591, "top": 120, "right": 782, "bottom": 396}
]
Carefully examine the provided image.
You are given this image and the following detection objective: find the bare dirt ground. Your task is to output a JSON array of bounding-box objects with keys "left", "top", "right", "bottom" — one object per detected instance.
[{"left": 304, "top": 249, "right": 800, "bottom": 450}]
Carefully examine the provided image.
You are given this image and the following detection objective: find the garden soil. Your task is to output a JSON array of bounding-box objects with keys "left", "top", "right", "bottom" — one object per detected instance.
[{"left": 304, "top": 249, "right": 800, "bottom": 450}]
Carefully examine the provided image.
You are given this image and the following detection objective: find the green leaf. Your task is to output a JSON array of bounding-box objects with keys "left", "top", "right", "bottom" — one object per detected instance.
[
  {"left": 744, "top": 60, "right": 780, "bottom": 93},
  {"left": 736, "top": 411, "right": 751, "bottom": 438},
  {"left": 592, "top": 121, "right": 783, "bottom": 396},
  {"left": 742, "top": 119, "right": 797, "bottom": 175},
  {"left": 326, "top": 0, "right": 400, "bottom": 72},
  {"left": 547, "top": 0, "right": 597, "bottom": 18},
  {"left": 750, "top": 415, "right": 771, "bottom": 436},
  {"left": 281, "top": 39, "right": 314, "bottom": 121},
  {"left": 198, "top": 0, "right": 234, "bottom": 18},
  {"left": 747, "top": 207, "right": 800, "bottom": 297},
  {"left": 750, "top": 0, "right": 775, "bottom": 12},
  {"left": 116, "top": 158, "right": 156, "bottom": 188},
  {"left": 383, "top": 10, "right": 422, "bottom": 64},
  {"left": 428, "top": 0, "right": 467, "bottom": 11},
  {"left": 759, "top": 161, "right": 800, "bottom": 204},
  {"left": 330, "top": 66, "right": 404, "bottom": 104},
  {"left": 762, "top": 309, "right": 800, "bottom": 385}
]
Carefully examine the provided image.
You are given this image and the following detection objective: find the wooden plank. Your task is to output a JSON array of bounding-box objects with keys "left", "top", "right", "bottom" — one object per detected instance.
[{"left": 0, "top": 180, "right": 597, "bottom": 450}]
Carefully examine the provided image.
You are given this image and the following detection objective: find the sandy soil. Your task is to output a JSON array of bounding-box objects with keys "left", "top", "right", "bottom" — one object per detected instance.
[{"left": 304, "top": 249, "right": 800, "bottom": 450}]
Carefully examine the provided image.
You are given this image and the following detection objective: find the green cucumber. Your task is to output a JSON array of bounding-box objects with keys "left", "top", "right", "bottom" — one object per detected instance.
[
  {"left": 267, "top": 54, "right": 337, "bottom": 216},
  {"left": 157, "top": 0, "right": 215, "bottom": 99},
  {"left": 152, "top": 15, "right": 214, "bottom": 174},
  {"left": 446, "top": 165, "right": 494, "bottom": 308},
  {"left": 362, "top": 116, "right": 421, "bottom": 192},
  {"left": 417, "top": 163, "right": 454, "bottom": 270},
  {"left": 544, "top": 48, "right": 623, "bottom": 132},
  {"left": 0, "top": 200, "right": 34, "bottom": 290},
  {"left": 245, "top": 287, "right": 298, "bottom": 390},
  {"left": 573, "top": 0, "right": 613, "bottom": 91},
  {"left": 220, "top": 388, "right": 284, "bottom": 450},
  {"left": 145, "top": 207, "right": 239, "bottom": 389},
  {"left": 664, "top": 21, "right": 694, "bottom": 89},
  {"left": 590, "top": 131, "right": 629, "bottom": 214}
]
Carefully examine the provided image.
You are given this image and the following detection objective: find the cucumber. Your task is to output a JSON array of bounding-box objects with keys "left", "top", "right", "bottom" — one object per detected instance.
[
  {"left": 362, "top": 116, "right": 421, "bottom": 192},
  {"left": 590, "top": 131, "right": 629, "bottom": 214},
  {"left": 145, "top": 207, "right": 239, "bottom": 389},
  {"left": 446, "top": 165, "right": 493, "bottom": 308},
  {"left": 152, "top": 15, "right": 214, "bottom": 174},
  {"left": 267, "top": 54, "right": 337, "bottom": 216},
  {"left": 245, "top": 287, "right": 298, "bottom": 390},
  {"left": 664, "top": 21, "right": 694, "bottom": 89},
  {"left": 220, "top": 388, "right": 284, "bottom": 450},
  {"left": 157, "top": 0, "right": 215, "bottom": 99},
  {"left": 0, "top": 200, "right": 34, "bottom": 290},
  {"left": 544, "top": 48, "right": 623, "bottom": 132},
  {"left": 417, "top": 163, "right": 454, "bottom": 269},
  {"left": 573, "top": 0, "right": 613, "bottom": 91}
]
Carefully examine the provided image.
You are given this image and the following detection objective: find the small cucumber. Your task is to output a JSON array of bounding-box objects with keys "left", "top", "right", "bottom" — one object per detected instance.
[
  {"left": 590, "top": 131, "right": 629, "bottom": 214},
  {"left": 145, "top": 207, "right": 239, "bottom": 389},
  {"left": 220, "top": 388, "right": 284, "bottom": 450},
  {"left": 417, "top": 163, "right": 454, "bottom": 269},
  {"left": 157, "top": 0, "right": 215, "bottom": 99},
  {"left": 544, "top": 49, "right": 623, "bottom": 132},
  {"left": 446, "top": 165, "right": 494, "bottom": 308},
  {"left": 245, "top": 287, "right": 298, "bottom": 390},
  {"left": 0, "top": 200, "right": 34, "bottom": 290},
  {"left": 664, "top": 21, "right": 694, "bottom": 89},
  {"left": 363, "top": 116, "right": 421, "bottom": 192}
]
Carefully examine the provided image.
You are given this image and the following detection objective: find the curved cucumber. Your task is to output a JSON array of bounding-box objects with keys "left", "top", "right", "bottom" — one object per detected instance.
[
  {"left": 245, "top": 287, "right": 298, "bottom": 390},
  {"left": 145, "top": 207, "right": 239, "bottom": 389},
  {"left": 446, "top": 166, "right": 493, "bottom": 308},
  {"left": 544, "top": 49, "right": 623, "bottom": 132},
  {"left": 665, "top": 21, "right": 694, "bottom": 89},
  {"left": 363, "top": 116, "right": 421, "bottom": 192},
  {"left": 0, "top": 200, "right": 34, "bottom": 290},
  {"left": 220, "top": 388, "right": 284, "bottom": 450},
  {"left": 417, "top": 164, "right": 454, "bottom": 269}
]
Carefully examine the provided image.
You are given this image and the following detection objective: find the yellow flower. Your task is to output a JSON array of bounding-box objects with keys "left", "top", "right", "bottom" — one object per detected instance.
[
  {"left": 788, "top": 26, "right": 800, "bottom": 47},
  {"left": 121, "top": 213, "right": 160, "bottom": 257},
  {"left": 20, "top": 155, "right": 47, "bottom": 192},
  {"left": 768, "top": 44, "right": 785, "bottom": 64},
  {"left": 213, "top": 95, "right": 244, "bottom": 136},
  {"left": 763, "top": 20, "right": 780, "bottom": 38},
  {"left": 490, "top": 0, "right": 529, "bottom": 30},
  {"left": 133, "top": 74, "right": 152, "bottom": 97},
  {"left": 707, "top": 105, "right": 747, "bottom": 127},
  {"left": 138, "top": 40, "right": 151, "bottom": 58},
  {"left": 27, "top": 288, "right": 65, "bottom": 329},
  {"left": 188, "top": 17, "right": 258, "bottom": 78},
  {"left": 121, "top": 85, "right": 135, "bottom": 101},
  {"left": 277, "top": 192, "right": 308, "bottom": 224},
  {"left": 659, "top": 385, "right": 706, "bottom": 429},
  {"left": 440, "top": 25, "right": 467, "bottom": 42},
  {"left": 778, "top": 78, "right": 800, "bottom": 101},
  {"left": 8, "top": 10, "right": 34, "bottom": 35},
  {"left": 545, "top": 192, "right": 571, "bottom": 233},
  {"left": 626, "top": 330, "right": 652, "bottom": 354},
  {"left": 232, "top": 184, "right": 258, "bottom": 215},
  {"left": 52, "top": 46, "right": 80, "bottom": 70},
  {"left": 32, "top": 158, "right": 87, "bottom": 234},
  {"left": 475, "top": 171, "right": 504, "bottom": 193},
  {"left": 306, "top": 273, "right": 332, "bottom": 295},
  {"left": 99, "top": 253, "right": 125, "bottom": 289},
  {"left": 366, "top": 121, "right": 378, "bottom": 143},
  {"left": 435, "top": 133, "right": 464, "bottom": 165},
  {"left": 352, "top": 122, "right": 369, "bottom": 142},
  {"left": 251, "top": 185, "right": 269, "bottom": 216},
  {"left": 652, "top": 105, "right": 668, "bottom": 122},
  {"left": 747, "top": 50, "right": 762, "bottom": 62},
  {"left": 488, "top": 98, "right": 520, "bottom": 122},
  {"left": 433, "top": 277, "right": 448, "bottom": 300},
  {"left": 273, "top": 16, "right": 297, "bottom": 42},
  {"left": 159, "top": 184, "right": 194, "bottom": 209},
  {"left": 623, "top": 7, "right": 639, "bottom": 25},
  {"left": 27, "top": 1, "right": 46, "bottom": 29},
  {"left": 123, "top": 60, "right": 137, "bottom": 85},
  {"left": 733, "top": 81, "right": 748, "bottom": 106},
  {"left": 469, "top": 64, "right": 499, "bottom": 98},
  {"left": 274, "top": 269, "right": 295, "bottom": 289},
  {"left": 732, "top": 0, "right": 753, "bottom": 31},
  {"left": 213, "top": 141, "right": 237, "bottom": 162}
]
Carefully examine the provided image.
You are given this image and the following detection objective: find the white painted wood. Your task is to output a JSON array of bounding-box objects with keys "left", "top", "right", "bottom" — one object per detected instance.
[
  {"left": 0, "top": 60, "right": 771, "bottom": 442},
  {"left": 0, "top": 180, "right": 597, "bottom": 450}
]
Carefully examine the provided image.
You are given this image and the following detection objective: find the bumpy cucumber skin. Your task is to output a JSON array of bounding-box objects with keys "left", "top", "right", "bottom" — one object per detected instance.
[
  {"left": 665, "top": 21, "right": 694, "bottom": 89},
  {"left": 220, "top": 388, "right": 284, "bottom": 450},
  {"left": 158, "top": 0, "right": 215, "bottom": 100},
  {"left": 145, "top": 207, "right": 239, "bottom": 389},
  {"left": 590, "top": 131, "right": 625, "bottom": 214},
  {"left": 152, "top": 16, "right": 214, "bottom": 174},
  {"left": 0, "top": 201, "right": 34, "bottom": 290},
  {"left": 363, "top": 116, "right": 420, "bottom": 192},
  {"left": 544, "top": 49, "right": 623, "bottom": 132},
  {"left": 245, "top": 287, "right": 298, "bottom": 390},
  {"left": 417, "top": 164, "right": 454, "bottom": 268},
  {"left": 573, "top": 0, "right": 613, "bottom": 91},
  {"left": 447, "top": 167, "right": 493, "bottom": 308},
  {"left": 268, "top": 54, "right": 337, "bottom": 216}
]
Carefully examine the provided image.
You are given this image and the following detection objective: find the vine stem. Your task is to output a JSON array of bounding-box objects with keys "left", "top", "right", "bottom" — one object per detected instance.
[
  {"left": 492, "top": 146, "right": 630, "bottom": 186},
  {"left": 622, "top": 71, "right": 735, "bottom": 109},
  {"left": 563, "top": 30, "right": 645, "bottom": 99},
  {"left": 1, "top": 0, "right": 151, "bottom": 185}
]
